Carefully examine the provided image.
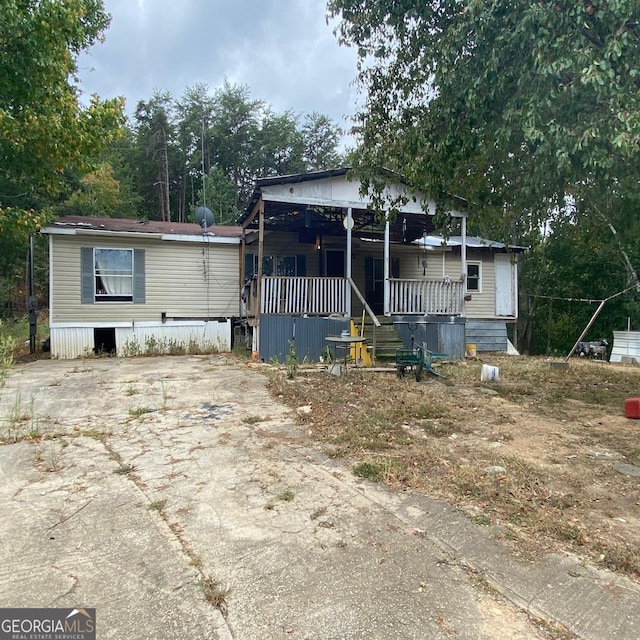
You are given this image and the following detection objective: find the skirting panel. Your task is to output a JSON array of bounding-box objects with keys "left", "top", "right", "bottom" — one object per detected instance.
[{"left": 50, "top": 321, "right": 231, "bottom": 359}]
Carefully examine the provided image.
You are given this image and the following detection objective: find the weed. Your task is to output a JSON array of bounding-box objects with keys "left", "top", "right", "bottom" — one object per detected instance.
[
  {"left": 159, "top": 378, "right": 169, "bottom": 409},
  {"left": 242, "top": 415, "right": 265, "bottom": 425},
  {"left": 285, "top": 340, "right": 298, "bottom": 379},
  {"left": 43, "top": 440, "right": 62, "bottom": 472},
  {"left": 148, "top": 499, "right": 167, "bottom": 512},
  {"left": 128, "top": 406, "right": 155, "bottom": 418},
  {"left": 353, "top": 461, "right": 383, "bottom": 481},
  {"left": 278, "top": 488, "right": 295, "bottom": 502},
  {"left": 311, "top": 506, "right": 327, "bottom": 520},
  {"left": 472, "top": 514, "right": 492, "bottom": 526},
  {"left": 0, "top": 331, "right": 14, "bottom": 389},
  {"left": 114, "top": 463, "right": 136, "bottom": 476},
  {"left": 125, "top": 384, "right": 139, "bottom": 396},
  {"left": 199, "top": 576, "right": 231, "bottom": 611}
]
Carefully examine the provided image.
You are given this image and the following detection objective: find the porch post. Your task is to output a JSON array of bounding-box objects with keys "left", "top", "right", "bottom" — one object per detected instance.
[
  {"left": 256, "top": 198, "right": 265, "bottom": 354},
  {"left": 346, "top": 206, "right": 353, "bottom": 318},
  {"left": 461, "top": 214, "right": 467, "bottom": 317},
  {"left": 384, "top": 213, "right": 390, "bottom": 315}
]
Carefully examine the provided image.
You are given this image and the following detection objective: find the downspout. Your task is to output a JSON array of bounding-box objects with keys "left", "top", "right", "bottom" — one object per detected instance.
[
  {"left": 384, "top": 214, "right": 390, "bottom": 316},
  {"left": 346, "top": 206, "right": 353, "bottom": 318}
]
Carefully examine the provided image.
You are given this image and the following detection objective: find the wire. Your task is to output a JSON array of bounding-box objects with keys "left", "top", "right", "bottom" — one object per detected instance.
[{"left": 524, "top": 283, "right": 639, "bottom": 304}]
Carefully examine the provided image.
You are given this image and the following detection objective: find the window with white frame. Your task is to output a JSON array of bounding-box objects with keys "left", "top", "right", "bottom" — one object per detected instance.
[
  {"left": 466, "top": 262, "right": 482, "bottom": 293},
  {"left": 94, "top": 248, "right": 133, "bottom": 302}
]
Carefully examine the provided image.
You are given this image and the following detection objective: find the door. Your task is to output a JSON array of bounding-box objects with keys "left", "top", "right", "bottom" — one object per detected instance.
[
  {"left": 495, "top": 254, "right": 517, "bottom": 317},
  {"left": 365, "top": 257, "right": 384, "bottom": 314},
  {"left": 326, "top": 250, "right": 345, "bottom": 277}
]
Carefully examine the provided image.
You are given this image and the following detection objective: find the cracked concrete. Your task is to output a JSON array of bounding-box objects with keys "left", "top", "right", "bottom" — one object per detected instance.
[{"left": 0, "top": 355, "right": 639, "bottom": 639}]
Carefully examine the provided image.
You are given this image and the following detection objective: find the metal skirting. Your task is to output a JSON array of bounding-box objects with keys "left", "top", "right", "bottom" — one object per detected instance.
[
  {"left": 465, "top": 321, "right": 508, "bottom": 353},
  {"left": 610, "top": 331, "right": 640, "bottom": 364},
  {"left": 259, "top": 316, "right": 349, "bottom": 363},
  {"left": 50, "top": 321, "right": 231, "bottom": 359},
  {"left": 392, "top": 316, "right": 466, "bottom": 360}
]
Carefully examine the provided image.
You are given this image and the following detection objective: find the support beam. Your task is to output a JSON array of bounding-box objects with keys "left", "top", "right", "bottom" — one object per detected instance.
[
  {"left": 346, "top": 206, "right": 353, "bottom": 317},
  {"left": 384, "top": 215, "right": 390, "bottom": 315}
]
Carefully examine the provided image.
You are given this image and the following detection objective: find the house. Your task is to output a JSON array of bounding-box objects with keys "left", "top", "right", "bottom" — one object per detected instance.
[
  {"left": 41, "top": 170, "right": 522, "bottom": 361},
  {"left": 40, "top": 216, "right": 243, "bottom": 358},
  {"left": 238, "top": 168, "right": 523, "bottom": 362}
]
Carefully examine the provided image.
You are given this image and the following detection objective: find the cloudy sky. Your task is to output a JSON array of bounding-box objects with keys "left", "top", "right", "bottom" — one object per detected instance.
[{"left": 77, "top": 0, "right": 361, "bottom": 133}]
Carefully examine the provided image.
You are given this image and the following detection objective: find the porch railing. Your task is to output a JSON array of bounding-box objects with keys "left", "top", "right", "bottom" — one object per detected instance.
[
  {"left": 389, "top": 278, "right": 464, "bottom": 315},
  {"left": 248, "top": 276, "right": 349, "bottom": 316},
  {"left": 245, "top": 276, "right": 464, "bottom": 317}
]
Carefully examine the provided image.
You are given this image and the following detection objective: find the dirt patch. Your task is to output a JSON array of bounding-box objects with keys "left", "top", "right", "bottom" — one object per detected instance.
[{"left": 267, "top": 355, "right": 640, "bottom": 579}]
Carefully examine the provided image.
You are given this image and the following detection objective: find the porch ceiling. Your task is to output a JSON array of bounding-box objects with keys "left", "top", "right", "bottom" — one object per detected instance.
[{"left": 243, "top": 200, "right": 437, "bottom": 244}]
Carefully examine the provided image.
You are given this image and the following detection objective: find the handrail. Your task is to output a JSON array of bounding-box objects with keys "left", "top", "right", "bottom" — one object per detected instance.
[{"left": 348, "top": 277, "right": 381, "bottom": 327}]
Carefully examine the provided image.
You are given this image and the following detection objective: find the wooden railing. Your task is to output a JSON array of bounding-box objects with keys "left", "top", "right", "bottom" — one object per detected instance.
[
  {"left": 245, "top": 276, "right": 464, "bottom": 317},
  {"left": 247, "top": 276, "right": 349, "bottom": 316},
  {"left": 389, "top": 278, "right": 464, "bottom": 315}
]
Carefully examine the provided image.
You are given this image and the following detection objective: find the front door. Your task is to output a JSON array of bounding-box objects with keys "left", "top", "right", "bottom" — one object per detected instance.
[
  {"left": 365, "top": 256, "right": 384, "bottom": 314},
  {"left": 495, "top": 254, "right": 516, "bottom": 317}
]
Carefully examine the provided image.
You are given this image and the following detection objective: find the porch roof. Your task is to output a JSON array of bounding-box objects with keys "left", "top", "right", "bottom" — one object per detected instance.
[{"left": 240, "top": 168, "right": 466, "bottom": 245}]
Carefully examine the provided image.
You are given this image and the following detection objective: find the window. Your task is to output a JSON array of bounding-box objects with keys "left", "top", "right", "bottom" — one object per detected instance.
[
  {"left": 245, "top": 254, "right": 306, "bottom": 278},
  {"left": 466, "top": 262, "right": 481, "bottom": 292},
  {"left": 81, "top": 247, "right": 145, "bottom": 304},
  {"left": 94, "top": 249, "right": 133, "bottom": 302}
]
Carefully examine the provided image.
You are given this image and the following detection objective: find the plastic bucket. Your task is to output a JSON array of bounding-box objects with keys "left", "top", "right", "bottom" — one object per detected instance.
[
  {"left": 481, "top": 364, "right": 499, "bottom": 382},
  {"left": 466, "top": 344, "right": 477, "bottom": 358}
]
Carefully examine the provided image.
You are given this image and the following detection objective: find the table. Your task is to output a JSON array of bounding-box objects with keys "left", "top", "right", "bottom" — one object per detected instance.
[{"left": 325, "top": 335, "right": 367, "bottom": 374}]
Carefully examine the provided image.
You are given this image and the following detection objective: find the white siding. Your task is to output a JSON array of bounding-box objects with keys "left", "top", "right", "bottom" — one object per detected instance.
[
  {"left": 51, "top": 234, "right": 240, "bottom": 324},
  {"left": 50, "top": 322, "right": 231, "bottom": 359}
]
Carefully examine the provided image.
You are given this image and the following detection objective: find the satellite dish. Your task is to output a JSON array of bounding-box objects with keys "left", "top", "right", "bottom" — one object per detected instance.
[{"left": 195, "top": 206, "right": 215, "bottom": 230}]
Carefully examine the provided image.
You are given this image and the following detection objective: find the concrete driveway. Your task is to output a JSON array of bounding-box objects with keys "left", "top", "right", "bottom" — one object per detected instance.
[{"left": 0, "top": 356, "right": 638, "bottom": 639}]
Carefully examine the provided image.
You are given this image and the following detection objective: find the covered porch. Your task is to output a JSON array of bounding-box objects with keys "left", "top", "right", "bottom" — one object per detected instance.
[{"left": 239, "top": 168, "right": 468, "bottom": 361}]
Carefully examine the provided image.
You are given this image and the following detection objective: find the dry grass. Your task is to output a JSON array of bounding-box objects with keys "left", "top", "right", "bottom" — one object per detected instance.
[{"left": 267, "top": 355, "right": 640, "bottom": 578}]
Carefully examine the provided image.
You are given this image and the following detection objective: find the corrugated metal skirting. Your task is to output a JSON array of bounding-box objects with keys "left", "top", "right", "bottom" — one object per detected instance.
[
  {"left": 465, "top": 321, "right": 508, "bottom": 353},
  {"left": 393, "top": 316, "right": 466, "bottom": 360},
  {"left": 610, "top": 331, "right": 640, "bottom": 363},
  {"left": 259, "top": 316, "right": 349, "bottom": 363}
]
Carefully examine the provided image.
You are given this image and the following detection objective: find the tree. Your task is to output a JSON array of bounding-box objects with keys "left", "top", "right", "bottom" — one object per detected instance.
[
  {"left": 0, "top": 0, "right": 125, "bottom": 233},
  {"left": 133, "top": 91, "right": 177, "bottom": 221},
  {"left": 302, "top": 112, "right": 344, "bottom": 171},
  {"left": 210, "top": 81, "right": 263, "bottom": 211},
  {"left": 328, "top": 1, "right": 640, "bottom": 225},
  {"left": 255, "top": 109, "right": 305, "bottom": 177}
]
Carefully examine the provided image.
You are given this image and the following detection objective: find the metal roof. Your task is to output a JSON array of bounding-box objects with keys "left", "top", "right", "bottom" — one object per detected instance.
[{"left": 40, "top": 216, "right": 244, "bottom": 239}]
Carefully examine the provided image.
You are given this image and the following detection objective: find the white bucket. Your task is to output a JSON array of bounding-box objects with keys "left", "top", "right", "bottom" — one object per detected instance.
[{"left": 481, "top": 364, "right": 499, "bottom": 382}]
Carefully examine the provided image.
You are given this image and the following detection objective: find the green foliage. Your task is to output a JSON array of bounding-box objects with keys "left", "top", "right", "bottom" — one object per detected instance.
[
  {"left": 285, "top": 340, "right": 298, "bottom": 379},
  {"left": 329, "top": 0, "right": 640, "bottom": 224},
  {"left": 0, "top": 329, "right": 15, "bottom": 390},
  {"left": 0, "top": 0, "right": 125, "bottom": 210}
]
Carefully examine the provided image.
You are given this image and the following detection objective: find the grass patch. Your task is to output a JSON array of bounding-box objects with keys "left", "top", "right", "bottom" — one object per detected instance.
[{"left": 128, "top": 406, "right": 155, "bottom": 418}]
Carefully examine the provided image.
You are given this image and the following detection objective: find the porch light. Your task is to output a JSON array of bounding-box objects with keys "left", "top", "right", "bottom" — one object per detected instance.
[{"left": 315, "top": 233, "right": 321, "bottom": 250}]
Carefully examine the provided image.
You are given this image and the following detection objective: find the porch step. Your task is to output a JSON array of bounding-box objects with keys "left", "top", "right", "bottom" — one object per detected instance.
[{"left": 354, "top": 316, "right": 405, "bottom": 363}]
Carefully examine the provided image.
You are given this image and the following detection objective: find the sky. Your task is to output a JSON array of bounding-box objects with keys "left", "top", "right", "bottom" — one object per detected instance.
[{"left": 77, "top": 0, "right": 361, "bottom": 134}]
